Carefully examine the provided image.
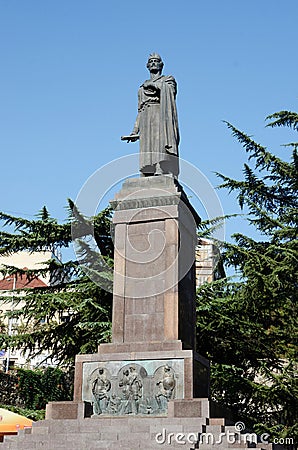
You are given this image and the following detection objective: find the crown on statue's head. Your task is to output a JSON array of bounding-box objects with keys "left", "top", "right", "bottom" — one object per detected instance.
[
  {"left": 147, "top": 53, "right": 164, "bottom": 70},
  {"left": 148, "top": 52, "right": 162, "bottom": 61}
]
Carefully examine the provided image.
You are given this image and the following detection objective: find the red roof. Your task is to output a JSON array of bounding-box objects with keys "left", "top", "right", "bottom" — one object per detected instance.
[{"left": 0, "top": 272, "right": 47, "bottom": 290}]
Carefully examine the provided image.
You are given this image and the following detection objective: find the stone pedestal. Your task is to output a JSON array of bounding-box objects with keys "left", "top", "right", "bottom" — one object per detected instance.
[
  {"left": 73, "top": 176, "right": 209, "bottom": 416},
  {"left": 111, "top": 175, "right": 200, "bottom": 349}
]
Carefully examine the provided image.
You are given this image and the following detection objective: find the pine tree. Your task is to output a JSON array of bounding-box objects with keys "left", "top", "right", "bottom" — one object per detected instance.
[
  {"left": 196, "top": 111, "right": 298, "bottom": 443},
  {"left": 0, "top": 201, "right": 113, "bottom": 366}
]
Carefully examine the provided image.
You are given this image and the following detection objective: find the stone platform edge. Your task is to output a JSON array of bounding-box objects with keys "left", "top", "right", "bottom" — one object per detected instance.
[{"left": 45, "top": 398, "right": 210, "bottom": 421}]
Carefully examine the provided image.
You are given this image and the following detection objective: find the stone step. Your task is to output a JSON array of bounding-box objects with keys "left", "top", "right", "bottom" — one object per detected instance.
[
  {"left": 31, "top": 426, "right": 49, "bottom": 435},
  {"left": 0, "top": 416, "right": 279, "bottom": 450}
]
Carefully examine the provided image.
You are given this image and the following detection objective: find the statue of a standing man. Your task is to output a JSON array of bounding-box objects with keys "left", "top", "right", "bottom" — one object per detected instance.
[{"left": 123, "top": 53, "right": 180, "bottom": 177}]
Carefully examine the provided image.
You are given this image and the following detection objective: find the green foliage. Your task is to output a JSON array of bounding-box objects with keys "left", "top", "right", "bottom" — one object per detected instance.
[
  {"left": 0, "top": 279, "right": 112, "bottom": 365},
  {"left": 15, "top": 367, "right": 71, "bottom": 409},
  {"left": 197, "top": 110, "right": 298, "bottom": 444},
  {"left": 266, "top": 111, "right": 298, "bottom": 131},
  {"left": 0, "top": 371, "right": 19, "bottom": 406},
  {"left": 0, "top": 201, "right": 113, "bottom": 365},
  {"left": 0, "top": 366, "right": 72, "bottom": 415}
]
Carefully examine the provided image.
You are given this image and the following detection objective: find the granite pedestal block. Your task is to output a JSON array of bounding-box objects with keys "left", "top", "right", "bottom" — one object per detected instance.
[{"left": 110, "top": 175, "right": 200, "bottom": 350}]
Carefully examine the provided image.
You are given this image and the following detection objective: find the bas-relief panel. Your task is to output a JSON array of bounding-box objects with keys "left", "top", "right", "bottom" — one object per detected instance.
[{"left": 82, "top": 359, "right": 184, "bottom": 416}]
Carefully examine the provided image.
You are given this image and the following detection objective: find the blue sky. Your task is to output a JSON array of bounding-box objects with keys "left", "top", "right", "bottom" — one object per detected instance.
[{"left": 0, "top": 0, "right": 297, "bottom": 247}]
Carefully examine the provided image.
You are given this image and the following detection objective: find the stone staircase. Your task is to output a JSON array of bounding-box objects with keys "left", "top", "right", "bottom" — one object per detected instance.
[
  {"left": 0, "top": 416, "right": 275, "bottom": 450},
  {"left": 191, "top": 419, "right": 273, "bottom": 449},
  {"left": 1, "top": 416, "right": 204, "bottom": 449}
]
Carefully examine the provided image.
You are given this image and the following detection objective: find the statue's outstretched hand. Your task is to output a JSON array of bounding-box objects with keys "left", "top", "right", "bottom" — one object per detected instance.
[
  {"left": 128, "top": 133, "right": 139, "bottom": 143},
  {"left": 121, "top": 133, "right": 139, "bottom": 143}
]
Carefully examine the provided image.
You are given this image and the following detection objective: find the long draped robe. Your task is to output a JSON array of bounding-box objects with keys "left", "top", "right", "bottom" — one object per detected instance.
[{"left": 133, "top": 74, "right": 180, "bottom": 176}]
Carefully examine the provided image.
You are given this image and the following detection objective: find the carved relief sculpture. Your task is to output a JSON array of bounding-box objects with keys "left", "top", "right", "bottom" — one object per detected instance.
[
  {"left": 155, "top": 365, "right": 176, "bottom": 412},
  {"left": 119, "top": 365, "right": 143, "bottom": 415},
  {"left": 90, "top": 368, "right": 111, "bottom": 415},
  {"left": 86, "top": 362, "right": 178, "bottom": 416}
]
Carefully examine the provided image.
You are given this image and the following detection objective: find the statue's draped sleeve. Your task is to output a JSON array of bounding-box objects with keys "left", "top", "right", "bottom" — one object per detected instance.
[{"left": 159, "top": 75, "right": 179, "bottom": 156}]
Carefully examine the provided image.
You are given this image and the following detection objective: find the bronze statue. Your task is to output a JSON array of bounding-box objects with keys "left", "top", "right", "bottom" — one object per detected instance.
[{"left": 122, "top": 53, "right": 180, "bottom": 177}]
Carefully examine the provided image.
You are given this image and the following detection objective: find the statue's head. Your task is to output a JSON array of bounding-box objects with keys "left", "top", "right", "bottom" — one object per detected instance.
[{"left": 147, "top": 53, "right": 164, "bottom": 72}]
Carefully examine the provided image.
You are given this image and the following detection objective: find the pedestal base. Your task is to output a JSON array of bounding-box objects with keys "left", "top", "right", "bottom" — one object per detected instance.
[{"left": 73, "top": 342, "right": 209, "bottom": 417}]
